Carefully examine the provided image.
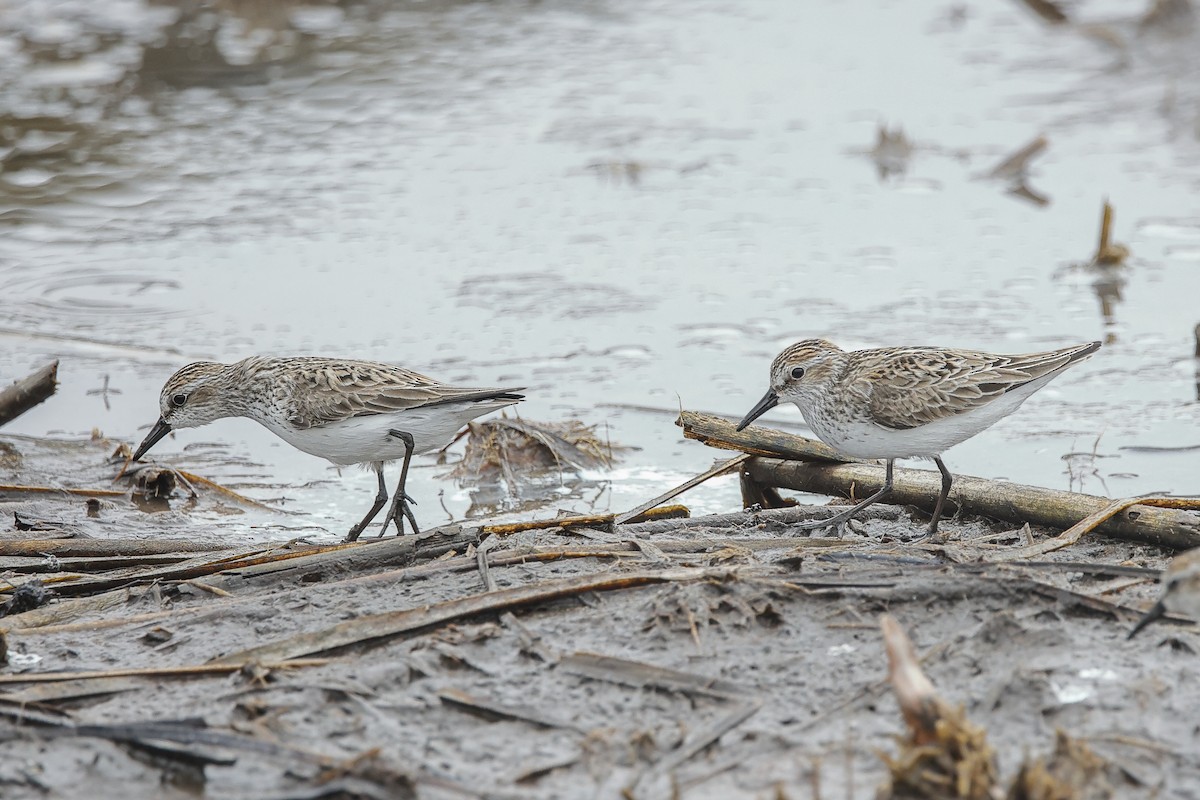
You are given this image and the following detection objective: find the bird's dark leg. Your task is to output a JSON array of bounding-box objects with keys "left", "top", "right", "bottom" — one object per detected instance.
[
  {"left": 790, "top": 458, "right": 895, "bottom": 531},
  {"left": 929, "top": 456, "right": 954, "bottom": 535},
  {"left": 345, "top": 465, "right": 388, "bottom": 543},
  {"left": 379, "top": 430, "right": 420, "bottom": 537}
]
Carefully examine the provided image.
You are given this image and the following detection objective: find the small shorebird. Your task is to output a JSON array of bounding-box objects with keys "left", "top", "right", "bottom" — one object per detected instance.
[
  {"left": 1128, "top": 548, "right": 1200, "bottom": 639},
  {"left": 132, "top": 357, "right": 523, "bottom": 541},
  {"left": 736, "top": 339, "right": 1101, "bottom": 535}
]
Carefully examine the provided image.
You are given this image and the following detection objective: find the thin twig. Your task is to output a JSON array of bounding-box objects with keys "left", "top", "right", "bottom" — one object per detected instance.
[
  {"left": 613, "top": 454, "right": 749, "bottom": 525},
  {"left": 476, "top": 535, "right": 498, "bottom": 592},
  {"left": 0, "top": 659, "right": 331, "bottom": 685}
]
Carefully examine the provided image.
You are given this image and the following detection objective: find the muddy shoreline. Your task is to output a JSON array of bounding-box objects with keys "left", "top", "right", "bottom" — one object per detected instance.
[{"left": 1, "top": 432, "right": 1197, "bottom": 798}]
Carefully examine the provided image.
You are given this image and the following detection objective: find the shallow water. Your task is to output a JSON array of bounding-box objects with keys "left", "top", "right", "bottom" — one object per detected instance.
[{"left": 2, "top": 0, "right": 1199, "bottom": 541}]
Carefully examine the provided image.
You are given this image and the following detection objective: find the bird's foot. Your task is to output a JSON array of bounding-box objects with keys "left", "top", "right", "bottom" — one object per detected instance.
[{"left": 378, "top": 495, "right": 421, "bottom": 538}]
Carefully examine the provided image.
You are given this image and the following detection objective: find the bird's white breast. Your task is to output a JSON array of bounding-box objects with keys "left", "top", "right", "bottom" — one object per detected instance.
[
  {"left": 803, "top": 384, "right": 1039, "bottom": 460},
  {"left": 255, "top": 399, "right": 517, "bottom": 466}
]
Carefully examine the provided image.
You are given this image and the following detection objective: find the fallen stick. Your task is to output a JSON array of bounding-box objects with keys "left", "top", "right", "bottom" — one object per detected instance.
[
  {"left": 612, "top": 454, "right": 748, "bottom": 525},
  {"left": 618, "top": 504, "right": 902, "bottom": 536},
  {"left": 0, "top": 659, "right": 330, "bottom": 685},
  {"left": 648, "top": 700, "right": 762, "bottom": 777},
  {"left": 438, "top": 687, "right": 583, "bottom": 732},
  {"left": 2, "top": 587, "right": 148, "bottom": 631},
  {"left": 0, "top": 542, "right": 352, "bottom": 599},
  {"left": 678, "top": 411, "right": 847, "bottom": 462},
  {"left": 747, "top": 458, "right": 1200, "bottom": 550},
  {"left": 4, "top": 716, "right": 342, "bottom": 770},
  {"left": 480, "top": 504, "right": 688, "bottom": 536},
  {"left": 221, "top": 525, "right": 482, "bottom": 583},
  {"left": 174, "top": 470, "right": 282, "bottom": 511},
  {"left": 211, "top": 566, "right": 736, "bottom": 664},
  {"left": 989, "top": 495, "right": 1200, "bottom": 561},
  {"left": 475, "top": 535, "right": 498, "bottom": 592},
  {"left": 0, "top": 675, "right": 145, "bottom": 704},
  {"left": 0, "top": 538, "right": 232, "bottom": 558},
  {"left": 0, "top": 553, "right": 201, "bottom": 574},
  {"left": 0, "top": 484, "right": 127, "bottom": 498},
  {"left": 0, "top": 361, "right": 58, "bottom": 428}
]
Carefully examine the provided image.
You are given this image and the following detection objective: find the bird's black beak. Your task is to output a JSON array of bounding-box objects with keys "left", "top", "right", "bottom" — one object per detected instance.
[
  {"left": 1127, "top": 599, "right": 1167, "bottom": 640},
  {"left": 736, "top": 389, "right": 779, "bottom": 431},
  {"left": 132, "top": 418, "right": 172, "bottom": 461}
]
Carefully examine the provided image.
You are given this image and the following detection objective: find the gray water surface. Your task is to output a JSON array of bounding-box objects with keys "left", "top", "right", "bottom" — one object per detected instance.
[{"left": 2, "top": 0, "right": 1199, "bottom": 541}]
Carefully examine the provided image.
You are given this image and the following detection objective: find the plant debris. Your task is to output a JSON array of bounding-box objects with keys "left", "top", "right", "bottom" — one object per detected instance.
[{"left": 443, "top": 417, "right": 631, "bottom": 492}]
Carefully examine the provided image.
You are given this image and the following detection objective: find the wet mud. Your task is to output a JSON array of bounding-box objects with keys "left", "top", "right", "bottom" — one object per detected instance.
[{"left": 1, "top": 495, "right": 1196, "bottom": 799}]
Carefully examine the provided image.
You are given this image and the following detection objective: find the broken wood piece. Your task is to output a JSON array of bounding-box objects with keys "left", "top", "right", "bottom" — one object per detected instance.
[
  {"left": 174, "top": 470, "right": 283, "bottom": 511},
  {"left": 476, "top": 535, "right": 498, "bottom": 592},
  {"left": 0, "top": 553, "right": 200, "bottom": 574},
  {"left": 183, "top": 579, "right": 232, "bottom": 597},
  {"left": 0, "top": 538, "right": 231, "bottom": 558},
  {"left": 746, "top": 458, "right": 1200, "bottom": 550},
  {"left": 0, "top": 361, "right": 59, "bottom": 428},
  {"left": 25, "top": 716, "right": 343, "bottom": 769},
  {"left": 649, "top": 700, "right": 762, "bottom": 776},
  {"left": 480, "top": 504, "right": 688, "bottom": 536},
  {"left": 1092, "top": 199, "right": 1129, "bottom": 266},
  {"left": 2, "top": 586, "right": 162, "bottom": 631},
  {"left": 618, "top": 504, "right": 902, "bottom": 536},
  {"left": 740, "top": 466, "right": 796, "bottom": 510},
  {"left": 211, "top": 567, "right": 736, "bottom": 664},
  {"left": 878, "top": 614, "right": 998, "bottom": 798},
  {"left": 221, "top": 525, "right": 482, "bottom": 584},
  {"left": 987, "top": 134, "right": 1048, "bottom": 180},
  {"left": 678, "top": 411, "right": 847, "bottom": 463},
  {"left": 0, "top": 484, "right": 127, "bottom": 499},
  {"left": 0, "top": 659, "right": 331, "bottom": 685},
  {"left": 0, "top": 541, "right": 356, "bottom": 600},
  {"left": 0, "top": 676, "right": 144, "bottom": 704},
  {"left": 988, "top": 495, "right": 1200, "bottom": 561},
  {"left": 438, "top": 687, "right": 583, "bottom": 731}
]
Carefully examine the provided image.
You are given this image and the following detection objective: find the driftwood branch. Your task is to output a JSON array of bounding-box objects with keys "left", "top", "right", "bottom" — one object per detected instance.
[
  {"left": 0, "top": 361, "right": 59, "bottom": 428},
  {"left": 0, "top": 538, "right": 231, "bottom": 558},
  {"left": 678, "top": 411, "right": 846, "bottom": 462},
  {"left": 681, "top": 411, "right": 1200, "bottom": 550},
  {"left": 748, "top": 458, "right": 1200, "bottom": 550}
]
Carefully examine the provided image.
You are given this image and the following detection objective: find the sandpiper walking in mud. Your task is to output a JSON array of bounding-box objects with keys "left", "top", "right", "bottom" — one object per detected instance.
[
  {"left": 1128, "top": 548, "right": 1200, "bottom": 639},
  {"left": 737, "top": 339, "right": 1100, "bottom": 535},
  {"left": 132, "top": 357, "right": 523, "bottom": 541}
]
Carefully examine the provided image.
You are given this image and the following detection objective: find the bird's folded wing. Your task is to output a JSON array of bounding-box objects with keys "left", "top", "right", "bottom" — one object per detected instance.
[
  {"left": 862, "top": 348, "right": 1076, "bottom": 430},
  {"left": 287, "top": 360, "right": 506, "bottom": 429}
]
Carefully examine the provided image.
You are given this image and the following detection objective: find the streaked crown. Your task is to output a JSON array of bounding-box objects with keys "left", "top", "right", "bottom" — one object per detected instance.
[
  {"left": 156, "top": 361, "right": 232, "bottom": 429},
  {"left": 769, "top": 339, "right": 846, "bottom": 400}
]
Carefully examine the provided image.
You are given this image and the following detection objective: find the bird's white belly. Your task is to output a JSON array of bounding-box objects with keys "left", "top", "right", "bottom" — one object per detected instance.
[
  {"left": 258, "top": 403, "right": 511, "bottom": 466},
  {"left": 805, "top": 390, "right": 1034, "bottom": 460}
]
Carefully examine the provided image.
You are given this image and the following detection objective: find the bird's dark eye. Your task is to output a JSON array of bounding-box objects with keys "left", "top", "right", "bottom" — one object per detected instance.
[
  {"left": 790, "top": 367, "right": 806, "bottom": 380},
  {"left": 171, "top": 393, "right": 188, "bottom": 407}
]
